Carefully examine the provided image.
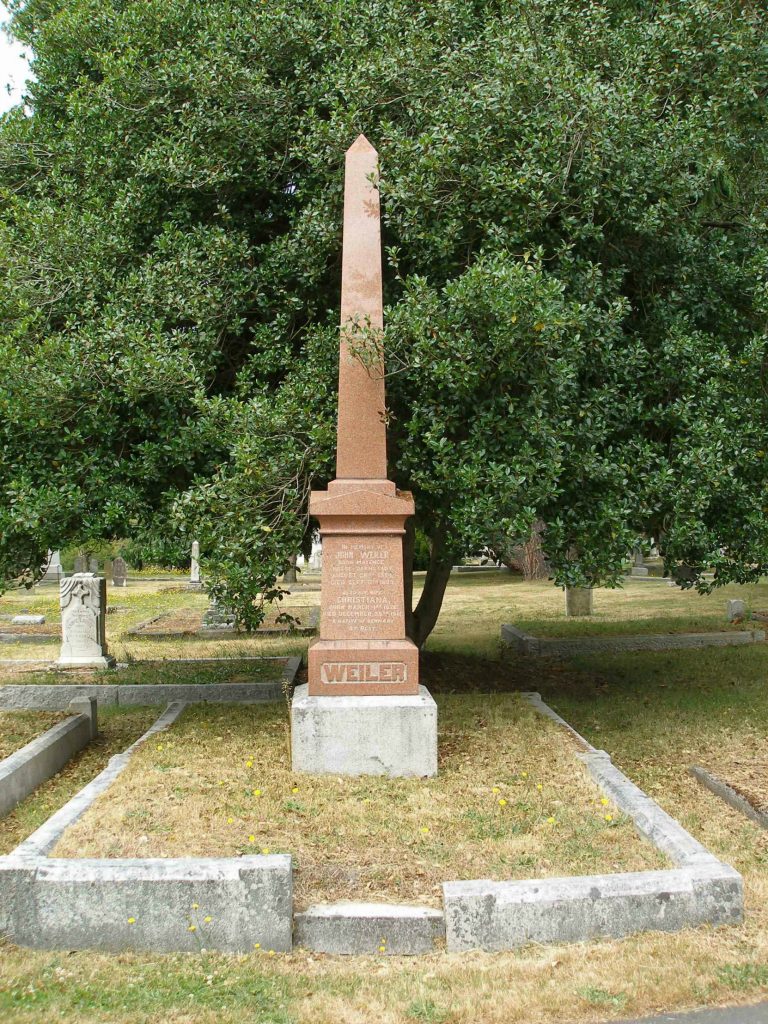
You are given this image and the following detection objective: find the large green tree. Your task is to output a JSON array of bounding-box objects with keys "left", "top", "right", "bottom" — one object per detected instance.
[{"left": 1, "top": 0, "right": 767, "bottom": 641}]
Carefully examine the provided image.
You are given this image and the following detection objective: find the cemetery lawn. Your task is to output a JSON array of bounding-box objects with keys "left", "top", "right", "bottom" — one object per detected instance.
[
  {"left": 0, "top": 706, "right": 159, "bottom": 856},
  {"left": 427, "top": 573, "right": 768, "bottom": 651},
  {"left": 0, "top": 710, "right": 64, "bottom": 759},
  {"left": 0, "top": 657, "right": 287, "bottom": 686},
  {"left": 52, "top": 693, "right": 664, "bottom": 903},
  {"left": 2, "top": 575, "right": 768, "bottom": 1023}
]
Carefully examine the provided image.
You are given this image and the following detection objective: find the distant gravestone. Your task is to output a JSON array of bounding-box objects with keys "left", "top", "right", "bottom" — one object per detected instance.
[
  {"left": 12, "top": 614, "right": 45, "bottom": 625},
  {"left": 104, "top": 558, "right": 113, "bottom": 581},
  {"left": 202, "top": 598, "right": 236, "bottom": 629},
  {"left": 73, "top": 555, "right": 87, "bottom": 574},
  {"left": 727, "top": 599, "right": 746, "bottom": 622},
  {"left": 40, "top": 550, "right": 63, "bottom": 583},
  {"left": 112, "top": 557, "right": 128, "bottom": 588},
  {"left": 57, "top": 574, "right": 115, "bottom": 668},
  {"left": 630, "top": 548, "right": 649, "bottom": 577},
  {"left": 88, "top": 556, "right": 99, "bottom": 574},
  {"left": 189, "top": 541, "right": 201, "bottom": 588},
  {"left": 565, "top": 586, "right": 593, "bottom": 617}
]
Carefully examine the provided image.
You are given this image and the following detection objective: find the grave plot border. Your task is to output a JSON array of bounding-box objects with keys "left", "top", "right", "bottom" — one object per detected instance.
[
  {"left": 0, "top": 690, "right": 742, "bottom": 956},
  {"left": 0, "top": 655, "right": 301, "bottom": 710},
  {"left": 501, "top": 623, "right": 765, "bottom": 658},
  {"left": 0, "top": 699, "right": 97, "bottom": 818},
  {"left": 689, "top": 765, "right": 768, "bottom": 831}
]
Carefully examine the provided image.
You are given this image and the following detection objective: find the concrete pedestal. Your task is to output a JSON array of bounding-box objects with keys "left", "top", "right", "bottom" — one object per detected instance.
[
  {"left": 291, "top": 683, "right": 437, "bottom": 777},
  {"left": 630, "top": 566, "right": 649, "bottom": 577}
]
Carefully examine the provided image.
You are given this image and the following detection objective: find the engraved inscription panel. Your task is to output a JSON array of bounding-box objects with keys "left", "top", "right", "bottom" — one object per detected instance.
[
  {"left": 320, "top": 661, "right": 407, "bottom": 685},
  {"left": 62, "top": 606, "right": 101, "bottom": 657},
  {"left": 321, "top": 535, "right": 404, "bottom": 640}
]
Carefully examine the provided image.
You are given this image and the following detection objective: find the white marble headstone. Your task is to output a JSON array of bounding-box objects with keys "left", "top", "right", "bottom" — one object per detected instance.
[{"left": 57, "top": 574, "right": 115, "bottom": 668}]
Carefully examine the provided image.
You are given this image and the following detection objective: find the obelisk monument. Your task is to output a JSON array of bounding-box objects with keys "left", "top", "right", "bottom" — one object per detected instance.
[
  {"left": 292, "top": 135, "right": 437, "bottom": 776},
  {"left": 307, "top": 135, "right": 419, "bottom": 697}
]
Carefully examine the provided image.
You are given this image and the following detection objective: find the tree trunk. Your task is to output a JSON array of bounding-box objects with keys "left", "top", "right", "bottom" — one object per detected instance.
[
  {"left": 404, "top": 522, "right": 452, "bottom": 648},
  {"left": 283, "top": 553, "right": 298, "bottom": 584}
]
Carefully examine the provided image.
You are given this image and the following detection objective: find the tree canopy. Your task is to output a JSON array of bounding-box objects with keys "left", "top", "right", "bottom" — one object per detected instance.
[{"left": 1, "top": 0, "right": 767, "bottom": 640}]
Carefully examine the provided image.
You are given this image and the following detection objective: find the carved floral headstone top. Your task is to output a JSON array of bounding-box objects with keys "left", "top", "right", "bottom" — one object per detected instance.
[{"left": 57, "top": 573, "right": 115, "bottom": 668}]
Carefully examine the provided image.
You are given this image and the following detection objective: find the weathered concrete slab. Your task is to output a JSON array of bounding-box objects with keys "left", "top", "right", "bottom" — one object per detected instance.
[
  {"left": 291, "top": 683, "right": 438, "bottom": 777},
  {"left": 443, "top": 863, "right": 742, "bottom": 952},
  {"left": 690, "top": 765, "right": 768, "bottom": 830},
  {"left": 0, "top": 656, "right": 299, "bottom": 710},
  {"left": 11, "top": 615, "right": 46, "bottom": 625},
  {"left": 0, "top": 703, "right": 96, "bottom": 818},
  {"left": 295, "top": 902, "right": 444, "bottom": 954},
  {"left": 0, "top": 855, "right": 292, "bottom": 953},
  {"left": 502, "top": 623, "right": 765, "bottom": 658}
]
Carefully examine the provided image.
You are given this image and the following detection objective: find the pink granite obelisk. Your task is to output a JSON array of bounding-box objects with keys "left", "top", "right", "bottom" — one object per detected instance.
[{"left": 307, "top": 135, "right": 419, "bottom": 696}]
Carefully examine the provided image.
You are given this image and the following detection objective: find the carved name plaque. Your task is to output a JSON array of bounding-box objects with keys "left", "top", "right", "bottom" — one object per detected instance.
[{"left": 320, "top": 661, "right": 407, "bottom": 685}]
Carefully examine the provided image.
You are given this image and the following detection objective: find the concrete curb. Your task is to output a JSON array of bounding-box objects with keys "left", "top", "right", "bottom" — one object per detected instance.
[
  {"left": 0, "top": 855, "right": 292, "bottom": 953},
  {"left": 0, "top": 699, "right": 97, "bottom": 818},
  {"left": 0, "top": 700, "right": 293, "bottom": 952},
  {"left": 441, "top": 693, "right": 742, "bottom": 952},
  {"left": 690, "top": 766, "right": 768, "bottom": 831},
  {"left": 501, "top": 623, "right": 764, "bottom": 658},
  {"left": 13, "top": 702, "right": 186, "bottom": 858},
  {"left": 0, "top": 689, "right": 743, "bottom": 956},
  {"left": 295, "top": 902, "right": 445, "bottom": 954},
  {"left": 0, "top": 656, "right": 300, "bottom": 710}
]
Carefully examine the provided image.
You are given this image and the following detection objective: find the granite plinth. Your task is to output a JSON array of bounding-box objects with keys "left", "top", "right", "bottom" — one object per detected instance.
[
  {"left": 291, "top": 683, "right": 437, "bottom": 777},
  {"left": 308, "top": 638, "right": 419, "bottom": 697}
]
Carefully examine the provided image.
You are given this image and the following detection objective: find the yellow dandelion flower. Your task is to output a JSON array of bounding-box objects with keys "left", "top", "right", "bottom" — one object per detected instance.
[
  {"left": 248, "top": 835, "right": 256, "bottom": 843},
  {"left": 192, "top": 902, "right": 199, "bottom": 910},
  {"left": 262, "top": 847, "right": 270, "bottom": 855},
  {"left": 600, "top": 797, "right": 610, "bottom": 806},
  {"left": 127, "top": 917, "right": 136, "bottom": 925},
  {"left": 291, "top": 786, "right": 299, "bottom": 793},
  {"left": 204, "top": 916, "right": 212, "bottom": 923},
  {"left": 253, "top": 789, "right": 262, "bottom": 797},
  {"left": 246, "top": 760, "right": 253, "bottom": 768},
  {"left": 268, "top": 950, "right": 275, "bottom": 957},
  {"left": 378, "top": 946, "right": 386, "bottom": 953},
  {"left": 492, "top": 786, "right": 500, "bottom": 794},
  {"left": 521, "top": 771, "right": 528, "bottom": 778},
  {"left": 536, "top": 784, "right": 543, "bottom": 791},
  {"left": 498, "top": 798, "right": 507, "bottom": 807},
  {"left": 420, "top": 827, "right": 429, "bottom": 835},
  {"left": 188, "top": 925, "right": 197, "bottom": 933},
  {"left": 546, "top": 816, "right": 557, "bottom": 824},
  {"left": 156, "top": 744, "right": 164, "bottom": 751},
  {"left": 254, "top": 943, "right": 261, "bottom": 949},
  {"left": 227, "top": 817, "right": 234, "bottom": 824},
  {"left": 604, "top": 814, "right": 613, "bottom": 822}
]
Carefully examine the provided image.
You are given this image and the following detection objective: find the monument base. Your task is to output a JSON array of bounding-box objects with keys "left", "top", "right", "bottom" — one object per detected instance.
[
  {"left": 308, "top": 638, "right": 419, "bottom": 697},
  {"left": 56, "top": 656, "right": 116, "bottom": 669},
  {"left": 630, "top": 567, "right": 649, "bottom": 577},
  {"left": 291, "top": 683, "right": 437, "bottom": 777}
]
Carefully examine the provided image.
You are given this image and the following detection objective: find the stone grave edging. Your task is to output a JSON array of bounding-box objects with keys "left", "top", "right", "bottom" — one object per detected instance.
[
  {"left": 0, "top": 691, "right": 742, "bottom": 955},
  {"left": 0, "top": 655, "right": 301, "bottom": 710},
  {"left": 501, "top": 622, "right": 765, "bottom": 658},
  {"left": 689, "top": 765, "right": 768, "bottom": 831},
  {"left": 0, "top": 699, "right": 97, "bottom": 819}
]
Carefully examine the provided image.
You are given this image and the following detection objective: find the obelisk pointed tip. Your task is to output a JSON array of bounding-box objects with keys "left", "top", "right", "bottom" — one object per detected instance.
[{"left": 347, "top": 133, "right": 377, "bottom": 156}]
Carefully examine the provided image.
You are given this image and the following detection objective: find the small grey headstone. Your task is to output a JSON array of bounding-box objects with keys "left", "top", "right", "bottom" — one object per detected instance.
[
  {"left": 12, "top": 614, "right": 45, "bottom": 625},
  {"left": 112, "top": 556, "right": 128, "bottom": 588},
  {"left": 57, "top": 573, "right": 115, "bottom": 668},
  {"left": 727, "top": 599, "right": 746, "bottom": 622},
  {"left": 73, "top": 555, "right": 87, "bottom": 574},
  {"left": 190, "top": 541, "right": 200, "bottom": 585},
  {"left": 88, "top": 556, "right": 99, "bottom": 574}
]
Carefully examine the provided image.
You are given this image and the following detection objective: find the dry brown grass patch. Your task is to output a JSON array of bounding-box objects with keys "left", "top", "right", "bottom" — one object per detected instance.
[
  {"left": 0, "top": 710, "right": 64, "bottom": 759},
  {"left": 54, "top": 695, "right": 665, "bottom": 907}
]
